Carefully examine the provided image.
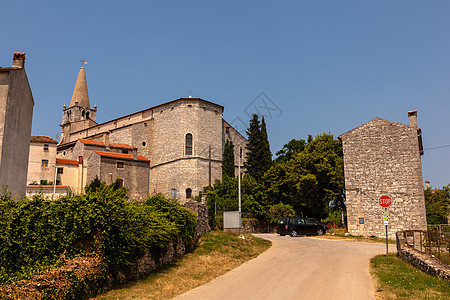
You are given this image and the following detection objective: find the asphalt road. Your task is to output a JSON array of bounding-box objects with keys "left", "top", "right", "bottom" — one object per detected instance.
[{"left": 176, "top": 234, "right": 392, "bottom": 300}]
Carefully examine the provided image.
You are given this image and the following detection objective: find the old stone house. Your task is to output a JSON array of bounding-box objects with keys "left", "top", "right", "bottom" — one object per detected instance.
[
  {"left": 339, "top": 111, "right": 427, "bottom": 239},
  {"left": 54, "top": 66, "right": 247, "bottom": 201},
  {"left": 0, "top": 53, "right": 34, "bottom": 199},
  {"left": 27, "top": 135, "right": 58, "bottom": 185}
]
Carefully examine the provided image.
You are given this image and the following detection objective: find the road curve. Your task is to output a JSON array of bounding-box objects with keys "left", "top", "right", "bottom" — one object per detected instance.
[{"left": 175, "top": 234, "right": 391, "bottom": 300}]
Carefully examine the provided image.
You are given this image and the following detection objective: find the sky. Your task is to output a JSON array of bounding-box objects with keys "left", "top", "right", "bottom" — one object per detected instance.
[{"left": 1, "top": 1, "right": 449, "bottom": 188}]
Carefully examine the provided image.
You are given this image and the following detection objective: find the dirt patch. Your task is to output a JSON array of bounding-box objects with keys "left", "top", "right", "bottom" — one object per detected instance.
[{"left": 0, "top": 256, "right": 102, "bottom": 300}]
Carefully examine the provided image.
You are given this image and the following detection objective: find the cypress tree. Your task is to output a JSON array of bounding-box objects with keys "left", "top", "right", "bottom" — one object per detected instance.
[
  {"left": 222, "top": 140, "right": 235, "bottom": 178},
  {"left": 245, "top": 114, "right": 261, "bottom": 180},
  {"left": 245, "top": 114, "right": 272, "bottom": 182},
  {"left": 260, "top": 116, "right": 272, "bottom": 174}
]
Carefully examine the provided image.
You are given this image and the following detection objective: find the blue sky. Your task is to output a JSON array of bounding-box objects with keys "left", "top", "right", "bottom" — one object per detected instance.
[{"left": 1, "top": 1, "right": 449, "bottom": 187}]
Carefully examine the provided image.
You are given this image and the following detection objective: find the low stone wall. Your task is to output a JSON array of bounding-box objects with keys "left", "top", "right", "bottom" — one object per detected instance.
[
  {"left": 397, "top": 233, "right": 450, "bottom": 282},
  {"left": 184, "top": 200, "right": 210, "bottom": 243}
]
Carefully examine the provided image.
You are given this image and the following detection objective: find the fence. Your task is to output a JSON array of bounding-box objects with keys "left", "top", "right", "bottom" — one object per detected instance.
[
  {"left": 397, "top": 230, "right": 450, "bottom": 266},
  {"left": 427, "top": 224, "right": 450, "bottom": 236}
]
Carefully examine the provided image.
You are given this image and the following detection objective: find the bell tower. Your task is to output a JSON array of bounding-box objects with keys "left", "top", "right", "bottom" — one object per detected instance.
[{"left": 60, "top": 66, "right": 97, "bottom": 144}]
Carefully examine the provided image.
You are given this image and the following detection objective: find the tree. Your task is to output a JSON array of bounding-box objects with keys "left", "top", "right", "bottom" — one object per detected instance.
[
  {"left": 424, "top": 185, "right": 450, "bottom": 224},
  {"left": 260, "top": 117, "right": 273, "bottom": 173},
  {"left": 275, "top": 139, "right": 306, "bottom": 163},
  {"left": 264, "top": 133, "right": 345, "bottom": 219},
  {"left": 245, "top": 114, "right": 272, "bottom": 182},
  {"left": 222, "top": 140, "right": 235, "bottom": 178}
]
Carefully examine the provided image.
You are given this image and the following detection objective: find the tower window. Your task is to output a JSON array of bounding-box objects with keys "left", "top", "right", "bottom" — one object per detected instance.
[
  {"left": 185, "top": 133, "right": 193, "bottom": 155},
  {"left": 186, "top": 188, "right": 192, "bottom": 199},
  {"left": 86, "top": 112, "right": 90, "bottom": 119}
]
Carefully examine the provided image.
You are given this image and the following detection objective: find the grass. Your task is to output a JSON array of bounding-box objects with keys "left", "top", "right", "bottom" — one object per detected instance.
[
  {"left": 370, "top": 255, "right": 450, "bottom": 300},
  {"left": 93, "top": 231, "right": 271, "bottom": 300}
]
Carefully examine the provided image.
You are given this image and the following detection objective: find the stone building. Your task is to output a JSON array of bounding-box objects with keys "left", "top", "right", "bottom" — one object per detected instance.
[
  {"left": 56, "top": 66, "right": 247, "bottom": 201},
  {"left": 339, "top": 111, "right": 427, "bottom": 239},
  {"left": 27, "top": 135, "right": 58, "bottom": 185},
  {"left": 0, "top": 53, "right": 34, "bottom": 199}
]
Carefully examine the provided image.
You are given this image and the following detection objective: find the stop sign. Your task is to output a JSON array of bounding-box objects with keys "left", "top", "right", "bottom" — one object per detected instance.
[{"left": 379, "top": 195, "right": 392, "bottom": 208}]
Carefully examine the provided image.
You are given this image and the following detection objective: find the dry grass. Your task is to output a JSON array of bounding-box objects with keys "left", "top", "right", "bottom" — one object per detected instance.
[{"left": 93, "top": 232, "right": 271, "bottom": 300}]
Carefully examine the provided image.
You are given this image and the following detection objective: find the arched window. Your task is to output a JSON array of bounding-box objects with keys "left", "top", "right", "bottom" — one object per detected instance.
[
  {"left": 186, "top": 188, "right": 192, "bottom": 199},
  {"left": 185, "top": 133, "right": 193, "bottom": 155},
  {"left": 86, "top": 111, "right": 90, "bottom": 119},
  {"left": 82, "top": 111, "right": 85, "bottom": 118}
]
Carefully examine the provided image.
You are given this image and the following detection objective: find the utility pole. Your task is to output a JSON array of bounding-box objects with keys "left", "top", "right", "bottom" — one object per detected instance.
[{"left": 208, "top": 146, "right": 212, "bottom": 187}]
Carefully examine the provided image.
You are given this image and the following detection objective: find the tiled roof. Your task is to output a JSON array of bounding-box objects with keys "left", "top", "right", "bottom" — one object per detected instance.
[
  {"left": 26, "top": 185, "right": 71, "bottom": 189},
  {"left": 31, "top": 135, "right": 58, "bottom": 144},
  {"left": 93, "top": 150, "right": 149, "bottom": 162},
  {"left": 56, "top": 158, "right": 79, "bottom": 165},
  {"left": 79, "top": 138, "right": 133, "bottom": 149}
]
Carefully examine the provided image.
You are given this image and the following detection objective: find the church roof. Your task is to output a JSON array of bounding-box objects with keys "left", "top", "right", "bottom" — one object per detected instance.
[
  {"left": 56, "top": 158, "right": 79, "bottom": 165},
  {"left": 93, "top": 150, "right": 149, "bottom": 162},
  {"left": 69, "top": 67, "right": 90, "bottom": 109},
  {"left": 79, "top": 138, "right": 133, "bottom": 149}
]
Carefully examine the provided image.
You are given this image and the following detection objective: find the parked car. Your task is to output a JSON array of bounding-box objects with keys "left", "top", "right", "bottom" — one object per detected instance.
[{"left": 277, "top": 216, "right": 327, "bottom": 237}]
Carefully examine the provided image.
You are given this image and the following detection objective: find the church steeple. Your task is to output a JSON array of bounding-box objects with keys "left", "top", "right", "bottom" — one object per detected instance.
[{"left": 69, "top": 66, "right": 90, "bottom": 108}]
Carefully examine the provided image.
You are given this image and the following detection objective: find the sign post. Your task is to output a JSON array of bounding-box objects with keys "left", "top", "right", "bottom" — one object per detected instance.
[{"left": 379, "top": 195, "right": 392, "bottom": 255}]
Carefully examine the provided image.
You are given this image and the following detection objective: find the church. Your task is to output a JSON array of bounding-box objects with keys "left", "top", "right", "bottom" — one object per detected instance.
[{"left": 30, "top": 66, "right": 248, "bottom": 201}]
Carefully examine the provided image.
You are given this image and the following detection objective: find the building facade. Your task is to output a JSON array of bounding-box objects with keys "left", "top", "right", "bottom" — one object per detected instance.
[
  {"left": 27, "top": 135, "right": 58, "bottom": 185},
  {"left": 0, "top": 53, "right": 34, "bottom": 199},
  {"left": 55, "top": 66, "right": 247, "bottom": 201},
  {"left": 339, "top": 111, "right": 427, "bottom": 239}
]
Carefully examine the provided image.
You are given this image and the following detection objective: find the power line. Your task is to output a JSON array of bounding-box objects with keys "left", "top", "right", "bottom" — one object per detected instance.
[{"left": 424, "top": 144, "right": 450, "bottom": 151}]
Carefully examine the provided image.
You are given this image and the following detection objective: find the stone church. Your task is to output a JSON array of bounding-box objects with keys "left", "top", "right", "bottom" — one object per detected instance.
[
  {"left": 339, "top": 111, "right": 427, "bottom": 239},
  {"left": 54, "top": 66, "right": 247, "bottom": 200}
]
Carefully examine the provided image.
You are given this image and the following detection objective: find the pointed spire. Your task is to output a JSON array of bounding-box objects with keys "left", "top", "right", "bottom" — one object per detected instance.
[{"left": 69, "top": 67, "right": 90, "bottom": 108}]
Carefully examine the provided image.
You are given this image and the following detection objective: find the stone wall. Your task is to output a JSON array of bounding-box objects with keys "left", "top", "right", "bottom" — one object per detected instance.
[
  {"left": 0, "top": 56, "right": 34, "bottom": 199},
  {"left": 339, "top": 113, "right": 427, "bottom": 239},
  {"left": 397, "top": 232, "right": 450, "bottom": 281}
]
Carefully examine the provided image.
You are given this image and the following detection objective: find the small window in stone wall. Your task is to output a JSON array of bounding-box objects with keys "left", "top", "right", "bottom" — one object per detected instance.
[
  {"left": 171, "top": 188, "right": 177, "bottom": 199},
  {"left": 186, "top": 188, "right": 192, "bottom": 198},
  {"left": 41, "top": 160, "right": 48, "bottom": 168},
  {"left": 359, "top": 218, "right": 364, "bottom": 224},
  {"left": 117, "top": 161, "right": 124, "bottom": 169},
  {"left": 43, "top": 144, "right": 49, "bottom": 151},
  {"left": 117, "top": 178, "right": 124, "bottom": 187},
  {"left": 122, "top": 150, "right": 128, "bottom": 154},
  {"left": 57, "top": 167, "right": 63, "bottom": 174}
]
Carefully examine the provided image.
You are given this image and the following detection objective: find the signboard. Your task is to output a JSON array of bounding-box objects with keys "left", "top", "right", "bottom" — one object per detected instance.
[
  {"left": 223, "top": 211, "right": 241, "bottom": 229},
  {"left": 382, "top": 210, "right": 388, "bottom": 225},
  {"left": 378, "top": 195, "right": 392, "bottom": 208}
]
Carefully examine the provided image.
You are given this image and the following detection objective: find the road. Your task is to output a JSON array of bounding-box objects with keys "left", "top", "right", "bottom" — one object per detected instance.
[{"left": 176, "top": 234, "right": 392, "bottom": 300}]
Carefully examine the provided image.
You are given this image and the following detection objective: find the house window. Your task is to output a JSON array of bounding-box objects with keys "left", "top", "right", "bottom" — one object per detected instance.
[
  {"left": 122, "top": 150, "right": 128, "bottom": 154},
  {"left": 171, "top": 188, "right": 178, "bottom": 199},
  {"left": 186, "top": 188, "right": 192, "bottom": 199},
  {"left": 43, "top": 144, "right": 49, "bottom": 151},
  {"left": 117, "top": 178, "right": 124, "bottom": 187},
  {"left": 117, "top": 161, "right": 125, "bottom": 169},
  {"left": 41, "top": 160, "right": 48, "bottom": 168},
  {"left": 57, "top": 167, "right": 63, "bottom": 174},
  {"left": 225, "top": 127, "right": 230, "bottom": 134},
  {"left": 185, "top": 133, "right": 193, "bottom": 155}
]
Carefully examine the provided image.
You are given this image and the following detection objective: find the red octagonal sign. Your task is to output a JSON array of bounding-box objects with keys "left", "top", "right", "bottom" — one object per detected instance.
[{"left": 379, "top": 195, "right": 392, "bottom": 208}]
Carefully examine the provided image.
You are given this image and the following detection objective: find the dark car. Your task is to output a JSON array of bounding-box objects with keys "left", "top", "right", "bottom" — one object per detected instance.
[{"left": 277, "top": 216, "right": 327, "bottom": 237}]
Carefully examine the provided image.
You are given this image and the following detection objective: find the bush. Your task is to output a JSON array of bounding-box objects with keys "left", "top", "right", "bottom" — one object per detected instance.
[{"left": 0, "top": 185, "right": 197, "bottom": 285}]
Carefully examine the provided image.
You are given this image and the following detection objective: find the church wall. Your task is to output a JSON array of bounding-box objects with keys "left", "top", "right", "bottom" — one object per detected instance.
[{"left": 223, "top": 120, "right": 248, "bottom": 176}]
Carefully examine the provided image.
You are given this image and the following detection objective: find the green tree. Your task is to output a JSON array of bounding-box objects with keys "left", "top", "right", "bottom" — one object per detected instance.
[
  {"left": 264, "top": 133, "right": 345, "bottom": 219},
  {"left": 424, "top": 185, "right": 450, "bottom": 224},
  {"left": 245, "top": 114, "right": 272, "bottom": 182},
  {"left": 275, "top": 139, "right": 306, "bottom": 163},
  {"left": 222, "top": 139, "right": 235, "bottom": 178}
]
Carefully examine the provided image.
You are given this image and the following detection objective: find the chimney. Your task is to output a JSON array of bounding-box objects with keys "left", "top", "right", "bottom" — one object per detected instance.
[
  {"left": 104, "top": 131, "right": 110, "bottom": 148},
  {"left": 12, "top": 52, "right": 26, "bottom": 68},
  {"left": 425, "top": 180, "right": 430, "bottom": 189},
  {"left": 408, "top": 110, "right": 417, "bottom": 128},
  {"left": 132, "top": 147, "right": 138, "bottom": 160}
]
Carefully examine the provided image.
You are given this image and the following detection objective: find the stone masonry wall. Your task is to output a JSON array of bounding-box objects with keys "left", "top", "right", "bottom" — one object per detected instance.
[{"left": 340, "top": 116, "right": 427, "bottom": 239}]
